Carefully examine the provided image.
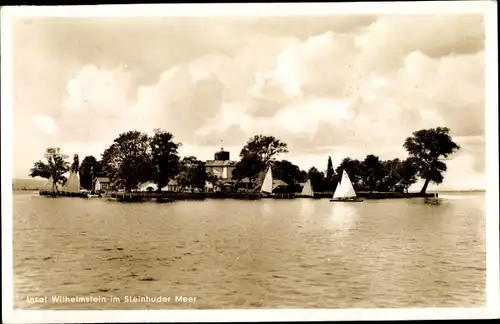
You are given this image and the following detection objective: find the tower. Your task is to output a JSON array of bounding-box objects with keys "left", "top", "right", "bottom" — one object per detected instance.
[{"left": 214, "top": 140, "right": 230, "bottom": 161}]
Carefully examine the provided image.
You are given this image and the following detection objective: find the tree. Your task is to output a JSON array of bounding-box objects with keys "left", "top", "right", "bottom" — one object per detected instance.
[
  {"left": 29, "top": 147, "right": 70, "bottom": 192},
  {"left": 239, "top": 135, "right": 288, "bottom": 166},
  {"left": 101, "top": 131, "right": 153, "bottom": 192},
  {"left": 326, "top": 156, "right": 335, "bottom": 191},
  {"left": 403, "top": 127, "right": 460, "bottom": 194},
  {"left": 335, "top": 158, "right": 364, "bottom": 190},
  {"left": 175, "top": 156, "right": 207, "bottom": 192},
  {"left": 150, "top": 129, "right": 181, "bottom": 191},
  {"left": 272, "top": 160, "right": 303, "bottom": 186},
  {"left": 397, "top": 157, "right": 419, "bottom": 193},
  {"left": 299, "top": 170, "right": 308, "bottom": 183},
  {"left": 307, "top": 167, "right": 326, "bottom": 192},
  {"left": 79, "top": 156, "right": 101, "bottom": 190},
  {"left": 362, "top": 154, "right": 385, "bottom": 192},
  {"left": 326, "top": 157, "right": 334, "bottom": 180},
  {"left": 232, "top": 153, "right": 266, "bottom": 188},
  {"left": 380, "top": 158, "right": 402, "bottom": 192}
]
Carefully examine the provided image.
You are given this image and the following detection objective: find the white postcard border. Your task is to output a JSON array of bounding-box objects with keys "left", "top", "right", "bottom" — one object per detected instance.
[{"left": 1, "top": 1, "right": 498, "bottom": 323}]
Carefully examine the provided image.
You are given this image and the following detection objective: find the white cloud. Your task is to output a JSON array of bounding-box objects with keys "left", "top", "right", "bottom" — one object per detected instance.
[
  {"left": 134, "top": 66, "right": 224, "bottom": 141},
  {"left": 13, "top": 15, "right": 486, "bottom": 190},
  {"left": 52, "top": 63, "right": 224, "bottom": 147},
  {"left": 410, "top": 153, "right": 485, "bottom": 192},
  {"left": 31, "top": 114, "right": 59, "bottom": 135},
  {"left": 62, "top": 64, "right": 134, "bottom": 111},
  {"left": 354, "top": 15, "right": 484, "bottom": 72}
]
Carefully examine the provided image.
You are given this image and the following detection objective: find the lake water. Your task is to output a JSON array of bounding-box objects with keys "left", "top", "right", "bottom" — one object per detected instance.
[{"left": 12, "top": 191, "right": 486, "bottom": 309}]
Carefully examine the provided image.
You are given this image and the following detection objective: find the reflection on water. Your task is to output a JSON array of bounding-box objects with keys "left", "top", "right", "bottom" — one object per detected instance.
[
  {"left": 328, "top": 203, "right": 359, "bottom": 235},
  {"left": 13, "top": 191, "right": 485, "bottom": 309},
  {"left": 299, "top": 198, "right": 316, "bottom": 218}
]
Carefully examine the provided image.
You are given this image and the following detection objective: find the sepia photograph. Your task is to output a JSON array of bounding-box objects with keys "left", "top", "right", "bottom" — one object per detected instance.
[{"left": 1, "top": 1, "right": 498, "bottom": 323}]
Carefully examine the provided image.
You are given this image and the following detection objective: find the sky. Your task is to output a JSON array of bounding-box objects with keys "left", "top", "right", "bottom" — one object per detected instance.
[{"left": 10, "top": 13, "right": 486, "bottom": 191}]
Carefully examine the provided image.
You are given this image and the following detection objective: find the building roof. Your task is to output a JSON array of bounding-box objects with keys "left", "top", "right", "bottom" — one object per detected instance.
[
  {"left": 95, "top": 177, "right": 110, "bottom": 183},
  {"left": 205, "top": 160, "right": 237, "bottom": 167},
  {"left": 138, "top": 181, "right": 155, "bottom": 186},
  {"left": 273, "top": 179, "right": 289, "bottom": 188}
]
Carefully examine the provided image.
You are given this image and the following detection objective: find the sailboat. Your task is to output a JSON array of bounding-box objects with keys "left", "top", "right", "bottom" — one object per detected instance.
[
  {"left": 330, "top": 170, "right": 363, "bottom": 202},
  {"left": 61, "top": 171, "right": 81, "bottom": 193},
  {"left": 261, "top": 167, "right": 274, "bottom": 197},
  {"left": 42, "top": 176, "right": 55, "bottom": 192},
  {"left": 300, "top": 179, "right": 314, "bottom": 198}
]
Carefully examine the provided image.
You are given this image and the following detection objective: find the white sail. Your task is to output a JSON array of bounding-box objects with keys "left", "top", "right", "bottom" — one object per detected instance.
[
  {"left": 261, "top": 167, "right": 274, "bottom": 194},
  {"left": 301, "top": 179, "right": 314, "bottom": 197},
  {"left": 62, "top": 171, "right": 80, "bottom": 193},
  {"left": 43, "top": 176, "right": 55, "bottom": 191},
  {"left": 333, "top": 170, "right": 357, "bottom": 199}
]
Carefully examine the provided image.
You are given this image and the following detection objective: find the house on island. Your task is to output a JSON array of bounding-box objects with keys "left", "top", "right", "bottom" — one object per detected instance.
[
  {"left": 233, "top": 177, "right": 253, "bottom": 192},
  {"left": 162, "top": 180, "right": 181, "bottom": 192},
  {"left": 93, "top": 177, "right": 110, "bottom": 192},
  {"left": 233, "top": 172, "right": 290, "bottom": 193},
  {"left": 272, "top": 179, "right": 289, "bottom": 193},
  {"left": 137, "top": 181, "right": 158, "bottom": 192},
  {"left": 205, "top": 146, "right": 237, "bottom": 181}
]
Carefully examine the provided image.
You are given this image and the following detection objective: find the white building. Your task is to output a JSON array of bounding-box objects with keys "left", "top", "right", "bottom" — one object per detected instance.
[{"left": 205, "top": 147, "right": 237, "bottom": 181}]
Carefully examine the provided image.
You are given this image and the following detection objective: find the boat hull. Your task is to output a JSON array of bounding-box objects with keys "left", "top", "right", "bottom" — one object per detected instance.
[{"left": 330, "top": 197, "right": 364, "bottom": 202}]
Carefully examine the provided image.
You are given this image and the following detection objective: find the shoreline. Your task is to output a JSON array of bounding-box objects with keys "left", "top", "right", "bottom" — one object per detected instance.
[{"left": 37, "top": 190, "right": 438, "bottom": 201}]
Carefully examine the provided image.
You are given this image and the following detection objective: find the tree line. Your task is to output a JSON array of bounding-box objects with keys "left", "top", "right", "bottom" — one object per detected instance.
[{"left": 30, "top": 127, "right": 460, "bottom": 194}]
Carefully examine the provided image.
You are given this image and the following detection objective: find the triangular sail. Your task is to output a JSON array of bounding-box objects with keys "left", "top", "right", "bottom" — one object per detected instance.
[
  {"left": 301, "top": 179, "right": 313, "bottom": 197},
  {"left": 61, "top": 171, "right": 80, "bottom": 193},
  {"left": 261, "top": 167, "right": 273, "bottom": 194},
  {"left": 43, "top": 176, "right": 54, "bottom": 191},
  {"left": 333, "top": 170, "right": 357, "bottom": 199}
]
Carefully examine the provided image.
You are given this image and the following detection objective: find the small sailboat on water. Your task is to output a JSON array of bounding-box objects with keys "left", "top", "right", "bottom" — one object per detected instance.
[
  {"left": 42, "top": 176, "right": 54, "bottom": 190},
  {"left": 261, "top": 167, "right": 274, "bottom": 197},
  {"left": 330, "top": 170, "right": 363, "bottom": 202},
  {"left": 41, "top": 176, "right": 55, "bottom": 193},
  {"left": 300, "top": 179, "right": 314, "bottom": 198},
  {"left": 61, "top": 171, "right": 80, "bottom": 193}
]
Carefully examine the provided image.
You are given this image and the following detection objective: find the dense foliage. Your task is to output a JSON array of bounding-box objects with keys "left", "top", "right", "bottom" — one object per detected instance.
[
  {"left": 30, "top": 127, "right": 460, "bottom": 194},
  {"left": 29, "top": 147, "right": 70, "bottom": 192},
  {"left": 79, "top": 156, "right": 101, "bottom": 190},
  {"left": 403, "top": 127, "right": 460, "bottom": 194},
  {"left": 239, "top": 135, "right": 288, "bottom": 166},
  {"left": 101, "top": 131, "right": 154, "bottom": 192},
  {"left": 174, "top": 156, "right": 207, "bottom": 192},
  {"left": 150, "top": 129, "right": 182, "bottom": 190}
]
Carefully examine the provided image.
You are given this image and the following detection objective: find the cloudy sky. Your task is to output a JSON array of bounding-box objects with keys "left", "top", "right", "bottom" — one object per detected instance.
[{"left": 11, "top": 13, "right": 486, "bottom": 190}]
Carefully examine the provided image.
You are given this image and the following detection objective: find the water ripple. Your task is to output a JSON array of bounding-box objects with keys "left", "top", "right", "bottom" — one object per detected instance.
[{"left": 13, "top": 191, "right": 486, "bottom": 309}]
